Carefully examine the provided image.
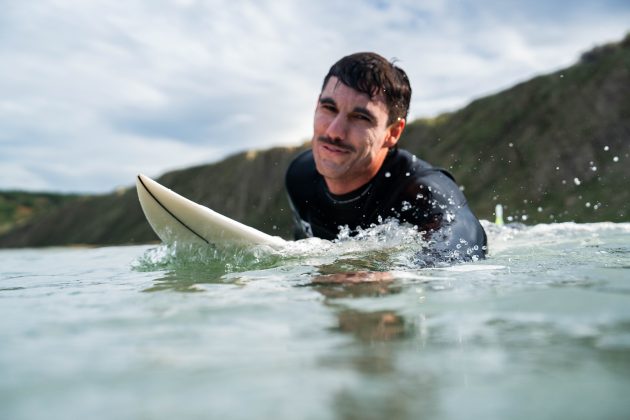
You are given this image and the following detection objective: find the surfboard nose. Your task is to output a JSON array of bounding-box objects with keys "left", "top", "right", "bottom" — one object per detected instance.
[
  {"left": 136, "top": 174, "right": 149, "bottom": 196},
  {"left": 134, "top": 172, "right": 288, "bottom": 249},
  {"left": 137, "top": 174, "right": 161, "bottom": 194}
]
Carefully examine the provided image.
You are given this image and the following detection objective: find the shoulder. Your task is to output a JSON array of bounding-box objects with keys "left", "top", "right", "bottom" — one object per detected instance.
[
  {"left": 393, "top": 149, "right": 465, "bottom": 206},
  {"left": 392, "top": 149, "right": 451, "bottom": 178},
  {"left": 388, "top": 149, "right": 456, "bottom": 185},
  {"left": 287, "top": 149, "right": 315, "bottom": 176},
  {"left": 286, "top": 149, "right": 319, "bottom": 198}
]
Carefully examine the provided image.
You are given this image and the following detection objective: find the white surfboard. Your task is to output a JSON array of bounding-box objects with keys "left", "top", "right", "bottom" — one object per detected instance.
[{"left": 136, "top": 174, "right": 287, "bottom": 249}]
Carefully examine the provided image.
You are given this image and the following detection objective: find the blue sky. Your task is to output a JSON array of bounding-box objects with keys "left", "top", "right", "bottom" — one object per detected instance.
[{"left": 1, "top": 0, "right": 629, "bottom": 193}]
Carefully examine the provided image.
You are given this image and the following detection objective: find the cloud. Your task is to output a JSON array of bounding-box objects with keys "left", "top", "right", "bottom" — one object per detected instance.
[{"left": 1, "top": 0, "right": 629, "bottom": 192}]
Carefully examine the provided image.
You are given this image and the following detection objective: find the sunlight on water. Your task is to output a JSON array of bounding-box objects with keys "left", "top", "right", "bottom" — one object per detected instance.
[{"left": 1, "top": 222, "right": 630, "bottom": 420}]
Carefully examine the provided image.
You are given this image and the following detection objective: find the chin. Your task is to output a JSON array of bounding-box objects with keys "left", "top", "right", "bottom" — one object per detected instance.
[{"left": 314, "top": 159, "right": 343, "bottom": 179}]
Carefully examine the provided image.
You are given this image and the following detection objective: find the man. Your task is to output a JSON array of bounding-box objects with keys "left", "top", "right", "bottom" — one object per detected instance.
[{"left": 285, "top": 52, "right": 487, "bottom": 261}]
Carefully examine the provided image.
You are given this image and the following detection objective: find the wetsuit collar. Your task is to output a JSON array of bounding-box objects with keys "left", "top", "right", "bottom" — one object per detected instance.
[{"left": 324, "top": 182, "right": 373, "bottom": 204}]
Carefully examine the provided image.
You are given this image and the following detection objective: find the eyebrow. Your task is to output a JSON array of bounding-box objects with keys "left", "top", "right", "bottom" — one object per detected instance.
[
  {"left": 319, "top": 97, "right": 377, "bottom": 122},
  {"left": 319, "top": 97, "right": 337, "bottom": 107}
]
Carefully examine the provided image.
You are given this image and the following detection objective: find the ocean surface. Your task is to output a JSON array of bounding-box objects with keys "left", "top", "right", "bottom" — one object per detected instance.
[{"left": 1, "top": 221, "right": 629, "bottom": 420}]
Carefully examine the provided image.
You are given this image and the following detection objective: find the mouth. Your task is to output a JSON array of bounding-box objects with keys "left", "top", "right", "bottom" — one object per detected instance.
[{"left": 317, "top": 136, "right": 355, "bottom": 154}]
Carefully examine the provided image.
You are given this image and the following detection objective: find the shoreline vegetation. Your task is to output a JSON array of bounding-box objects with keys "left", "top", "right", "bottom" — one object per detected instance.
[{"left": 1, "top": 34, "right": 629, "bottom": 248}]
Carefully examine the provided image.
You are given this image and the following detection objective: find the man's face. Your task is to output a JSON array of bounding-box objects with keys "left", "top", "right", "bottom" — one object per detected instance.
[{"left": 312, "top": 76, "right": 403, "bottom": 194}]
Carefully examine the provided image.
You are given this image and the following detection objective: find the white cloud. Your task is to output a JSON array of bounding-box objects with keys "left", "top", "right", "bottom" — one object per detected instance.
[{"left": 1, "top": 0, "right": 629, "bottom": 192}]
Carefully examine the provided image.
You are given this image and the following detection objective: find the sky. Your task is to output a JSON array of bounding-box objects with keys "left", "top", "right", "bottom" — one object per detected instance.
[{"left": 1, "top": 0, "right": 629, "bottom": 193}]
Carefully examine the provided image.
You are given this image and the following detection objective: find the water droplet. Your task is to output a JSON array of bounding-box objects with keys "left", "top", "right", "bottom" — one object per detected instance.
[
  {"left": 555, "top": 166, "right": 560, "bottom": 170},
  {"left": 613, "top": 156, "right": 619, "bottom": 162},
  {"left": 521, "top": 215, "right": 528, "bottom": 221},
  {"left": 585, "top": 202, "right": 591, "bottom": 208},
  {"left": 385, "top": 172, "right": 391, "bottom": 178},
  {"left": 405, "top": 172, "right": 410, "bottom": 176},
  {"left": 591, "top": 166, "right": 597, "bottom": 172},
  {"left": 537, "top": 207, "right": 543, "bottom": 212},
  {"left": 573, "top": 177, "right": 581, "bottom": 186},
  {"left": 604, "top": 146, "right": 609, "bottom": 151},
  {"left": 508, "top": 142, "right": 514, "bottom": 147}
]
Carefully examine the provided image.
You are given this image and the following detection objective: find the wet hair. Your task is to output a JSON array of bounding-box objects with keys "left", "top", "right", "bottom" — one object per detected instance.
[{"left": 322, "top": 52, "right": 412, "bottom": 125}]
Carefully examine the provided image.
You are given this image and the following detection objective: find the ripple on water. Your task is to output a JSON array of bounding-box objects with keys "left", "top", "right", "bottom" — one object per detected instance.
[{"left": 2, "top": 222, "right": 630, "bottom": 420}]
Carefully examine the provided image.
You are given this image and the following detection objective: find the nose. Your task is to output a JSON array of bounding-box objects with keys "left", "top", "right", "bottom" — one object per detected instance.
[{"left": 324, "top": 114, "right": 347, "bottom": 142}]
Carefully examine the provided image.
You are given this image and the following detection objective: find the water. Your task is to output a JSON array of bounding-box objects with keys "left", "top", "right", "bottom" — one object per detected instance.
[{"left": 1, "top": 222, "right": 630, "bottom": 420}]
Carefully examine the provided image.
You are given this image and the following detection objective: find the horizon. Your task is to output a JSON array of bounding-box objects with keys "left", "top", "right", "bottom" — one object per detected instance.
[{"left": 1, "top": 0, "right": 629, "bottom": 194}]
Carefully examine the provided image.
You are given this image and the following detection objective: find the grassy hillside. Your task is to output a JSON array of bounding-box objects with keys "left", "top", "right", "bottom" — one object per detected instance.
[
  {"left": 0, "top": 146, "right": 306, "bottom": 247},
  {"left": 0, "top": 34, "right": 628, "bottom": 248},
  {"left": 401, "top": 33, "right": 630, "bottom": 223},
  {"left": 0, "top": 192, "right": 79, "bottom": 235}
]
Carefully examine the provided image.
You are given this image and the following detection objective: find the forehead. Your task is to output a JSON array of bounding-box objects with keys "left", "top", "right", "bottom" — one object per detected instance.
[{"left": 321, "top": 77, "right": 389, "bottom": 115}]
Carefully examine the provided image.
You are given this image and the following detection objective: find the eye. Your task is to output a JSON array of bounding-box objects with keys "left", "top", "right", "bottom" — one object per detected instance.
[
  {"left": 320, "top": 103, "right": 337, "bottom": 113},
  {"left": 351, "top": 113, "right": 373, "bottom": 123}
]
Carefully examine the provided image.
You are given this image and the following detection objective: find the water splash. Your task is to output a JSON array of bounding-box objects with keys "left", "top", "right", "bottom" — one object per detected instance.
[
  {"left": 133, "top": 219, "right": 434, "bottom": 275},
  {"left": 132, "top": 241, "right": 283, "bottom": 274},
  {"left": 132, "top": 221, "right": 630, "bottom": 294},
  {"left": 133, "top": 220, "right": 630, "bottom": 279}
]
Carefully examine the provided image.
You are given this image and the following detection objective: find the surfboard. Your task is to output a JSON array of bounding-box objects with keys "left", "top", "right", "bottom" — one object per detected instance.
[{"left": 136, "top": 174, "right": 287, "bottom": 249}]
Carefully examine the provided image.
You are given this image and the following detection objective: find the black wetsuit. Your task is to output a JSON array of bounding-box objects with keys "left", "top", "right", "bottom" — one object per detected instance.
[{"left": 285, "top": 148, "right": 487, "bottom": 261}]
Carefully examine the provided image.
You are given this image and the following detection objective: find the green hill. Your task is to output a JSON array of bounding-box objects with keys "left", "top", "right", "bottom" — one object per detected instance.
[
  {"left": 402, "top": 34, "right": 630, "bottom": 224},
  {"left": 0, "top": 146, "right": 305, "bottom": 247},
  {"left": 0, "top": 34, "right": 628, "bottom": 248},
  {"left": 0, "top": 191, "right": 79, "bottom": 235}
]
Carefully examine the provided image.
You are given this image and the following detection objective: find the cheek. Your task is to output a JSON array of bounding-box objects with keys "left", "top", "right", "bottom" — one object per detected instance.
[
  {"left": 356, "top": 131, "right": 379, "bottom": 154},
  {"left": 313, "top": 112, "right": 330, "bottom": 133}
]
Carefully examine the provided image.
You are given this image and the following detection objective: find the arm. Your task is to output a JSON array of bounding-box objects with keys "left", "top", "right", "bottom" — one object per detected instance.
[{"left": 399, "top": 170, "right": 487, "bottom": 261}]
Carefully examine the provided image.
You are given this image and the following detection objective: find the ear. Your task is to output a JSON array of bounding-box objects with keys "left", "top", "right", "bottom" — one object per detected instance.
[{"left": 384, "top": 118, "right": 405, "bottom": 148}]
